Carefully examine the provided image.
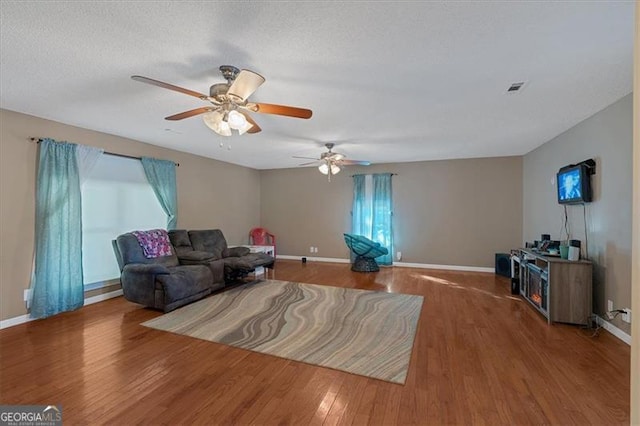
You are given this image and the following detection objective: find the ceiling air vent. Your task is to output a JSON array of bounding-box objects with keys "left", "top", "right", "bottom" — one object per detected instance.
[{"left": 507, "top": 81, "right": 526, "bottom": 93}]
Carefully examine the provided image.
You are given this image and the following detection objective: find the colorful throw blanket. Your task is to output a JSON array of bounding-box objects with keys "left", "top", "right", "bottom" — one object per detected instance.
[{"left": 132, "top": 229, "right": 173, "bottom": 258}]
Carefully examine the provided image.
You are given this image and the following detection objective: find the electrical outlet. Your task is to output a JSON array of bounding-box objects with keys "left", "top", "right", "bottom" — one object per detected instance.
[
  {"left": 309, "top": 246, "right": 314, "bottom": 253},
  {"left": 23, "top": 289, "right": 32, "bottom": 309},
  {"left": 314, "top": 247, "right": 318, "bottom": 253},
  {"left": 607, "top": 299, "right": 614, "bottom": 313},
  {"left": 396, "top": 251, "right": 402, "bottom": 261},
  {"left": 622, "top": 308, "right": 632, "bottom": 323}
]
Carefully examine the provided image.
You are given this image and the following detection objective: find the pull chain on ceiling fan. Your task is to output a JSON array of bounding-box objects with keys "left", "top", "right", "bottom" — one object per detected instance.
[{"left": 131, "top": 65, "right": 312, "bottom": 136}]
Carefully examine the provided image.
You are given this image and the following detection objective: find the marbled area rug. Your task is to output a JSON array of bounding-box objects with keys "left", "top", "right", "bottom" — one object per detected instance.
[{"left": 142, "top": 280, "right": 423, "bottom": 384}]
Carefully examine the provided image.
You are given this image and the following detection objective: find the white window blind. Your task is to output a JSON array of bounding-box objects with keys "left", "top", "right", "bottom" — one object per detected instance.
[{"left": 81, "top": 155, "right": 167, "bottom": 286}]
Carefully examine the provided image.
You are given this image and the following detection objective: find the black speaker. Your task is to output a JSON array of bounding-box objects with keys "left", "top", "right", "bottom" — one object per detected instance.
[{"left": 495, "top": 253, "right": 511, "bottom": 277}]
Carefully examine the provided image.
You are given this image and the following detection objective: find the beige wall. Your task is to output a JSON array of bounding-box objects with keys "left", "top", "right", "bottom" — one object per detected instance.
[
  {"left": 0, "top": 109, "right": 261, "bottom": 321},
  {"left": 631, "top": 0, "right": 638, "bottom": 422},
  {"left": 260, "top": 156, "right": 523, "bottom": 267},
  {"left": 523, "top": 94, "right": 633, "bottom": 333}
]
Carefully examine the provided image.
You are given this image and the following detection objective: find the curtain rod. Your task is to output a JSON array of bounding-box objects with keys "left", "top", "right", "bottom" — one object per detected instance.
[
  {"left": 350, "top": 173, "right": 398, "bottom": 177},
  {"left": 29, "top": 138, "right": 180, "bottom": 167}
]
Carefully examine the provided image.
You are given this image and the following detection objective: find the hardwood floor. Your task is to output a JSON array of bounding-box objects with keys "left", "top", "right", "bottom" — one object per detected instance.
[{"left": 0, "top": 260, "right": 630, "bottom": 425}]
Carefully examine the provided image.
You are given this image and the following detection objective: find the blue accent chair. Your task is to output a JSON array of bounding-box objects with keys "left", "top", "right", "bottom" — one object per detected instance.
[{"left": 343, "top": 233, "right": 389, "bottom": 272}]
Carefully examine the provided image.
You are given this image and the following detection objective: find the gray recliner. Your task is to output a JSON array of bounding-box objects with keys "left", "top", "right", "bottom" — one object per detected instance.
[
  {"left": 113, "top": 232, "right": 225, "bottom": 312},
  {"left": 168, "top": 229, "right": 275, "bottom": 282}
]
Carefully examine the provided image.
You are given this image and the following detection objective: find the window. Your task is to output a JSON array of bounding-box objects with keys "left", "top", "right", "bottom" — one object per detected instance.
[
  {"left": 352, "top": 173, "right": 394, "bottom": 265},
  {"left": 81, "top": 155, "right": 166, "bottom": 288}
]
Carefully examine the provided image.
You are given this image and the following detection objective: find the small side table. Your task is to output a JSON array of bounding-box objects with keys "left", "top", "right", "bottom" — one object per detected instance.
[{"left": 242, "top": 245, "right": 275, "bottom": 257}]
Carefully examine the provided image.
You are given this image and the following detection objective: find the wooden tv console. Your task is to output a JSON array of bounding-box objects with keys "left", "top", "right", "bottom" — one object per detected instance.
[{"left": 513, "top": 249, "right": 592, "bottom": 325}]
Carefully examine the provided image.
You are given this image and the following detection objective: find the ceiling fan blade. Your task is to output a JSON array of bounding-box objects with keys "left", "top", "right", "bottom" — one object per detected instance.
[
  {"left": 292, "top": 156, "right": 320, "bottom": 160},
  {"left": 165, "top": 107, "right": 214, "bottom": 121},
  {"left": 253, "top": 103, "right": 313, "bottom": 119},
  {"left": 239, "top": 111, "right": 262, "bottom": 134},
  {"left": 227, "top": 69, "right": 265, "bottom": 102},
  {"left": 131, "top": 75, "right": 208, "bottom": 99},
  {"left": 338, "top": 160, "right": 371, "bottom": 166},
  {"left": 299, "top": 161, "right": 321, "bottom": 166}
]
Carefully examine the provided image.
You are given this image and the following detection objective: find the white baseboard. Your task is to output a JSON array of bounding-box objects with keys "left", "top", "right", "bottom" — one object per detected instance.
[
  {"left": 0, "top": 314, "right": 32, "bottom": 329},
  {"left": 276, "top": 255, "right": 494, "bottom": 273},
  {"left": 0, "top": 289, "right": 123, "bottom": 330},
  {"left": 85, "top": 289, "right": 123, "bottom": 305},
  {"left": 277, "top": 255, "right": 350, "bottom": 264},
  {"left": 84, "top": 278, "right": 120, "bottom": 292},
  {"left": 593, "top": 314, "right": 631, "bottom": 345}
]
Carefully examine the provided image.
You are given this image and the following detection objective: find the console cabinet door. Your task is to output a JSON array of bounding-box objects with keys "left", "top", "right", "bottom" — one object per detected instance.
[{"left": 549, "top": 262, "right": 592, "bottom": 325}]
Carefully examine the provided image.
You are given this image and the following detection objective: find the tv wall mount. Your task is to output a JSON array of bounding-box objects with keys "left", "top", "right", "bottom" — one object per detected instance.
[{"left": 559, "top": 158, "right": 596, "bottom": 175}]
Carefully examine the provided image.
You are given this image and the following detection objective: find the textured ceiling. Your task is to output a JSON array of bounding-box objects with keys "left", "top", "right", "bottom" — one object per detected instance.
[{"left": 0, "top": 2, "right": 634, "bottom": 170}]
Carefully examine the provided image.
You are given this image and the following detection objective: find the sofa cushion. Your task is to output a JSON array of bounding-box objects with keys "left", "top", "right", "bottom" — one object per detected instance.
[
  {"left": 244, "top": 252, "right": 275, "bottom": 268},
  {"left": 177, "top": 251, "right": 217, "bottom": 263},
  {"left": 168, "top": 230, "right": 195, "bottom": 257},
  {"left": 223, "top": 246, "right": 251, "bottom": 257},
  {"left": 222, "top": 257, "right": 256, "bottom": 273},
  {"left": 168, "top": 229, "right": 192, "bottom": 248},
  {"left": 223, "top": 253, "right": 274, "bottom": 271},
  {"left": 188, "top": 229, "right": 228, "bottom": 259}
]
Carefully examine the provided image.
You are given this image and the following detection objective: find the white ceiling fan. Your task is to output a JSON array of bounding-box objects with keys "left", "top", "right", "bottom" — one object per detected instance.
[{"left": 294, "top": 143, "right": 370, "bottom": 181}]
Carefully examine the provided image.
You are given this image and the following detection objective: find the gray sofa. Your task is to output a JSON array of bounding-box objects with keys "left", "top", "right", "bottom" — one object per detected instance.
[
  {"left": 113, "top": 229, "right": 275, "bottom": 312},
  {"left": 168, "top": 229, "right": 275, "bottom": 282},
  {"left": 113, "top": 232, "right": 225, "bottom": 312}
]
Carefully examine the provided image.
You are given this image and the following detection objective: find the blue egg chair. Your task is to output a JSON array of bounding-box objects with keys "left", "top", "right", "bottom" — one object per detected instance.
[{"left": 343, "top": 233, "right": 389, "bottom": 272}]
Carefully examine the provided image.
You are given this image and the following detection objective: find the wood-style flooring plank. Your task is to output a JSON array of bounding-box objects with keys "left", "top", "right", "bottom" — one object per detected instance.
[{"left": 0, "top": 260, "right": 630, "bottom": 425}]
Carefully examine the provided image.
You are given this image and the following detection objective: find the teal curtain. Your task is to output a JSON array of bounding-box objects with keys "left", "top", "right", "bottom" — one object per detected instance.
[
  {"left": 351, "top": 173, "right": 394, "bottom": 265},
  {"left": 372, "top": 173, "right": 393, "bottom": 265},
  {"left": 351, "top": 174, "right": 367, "bottom": 236},
  {"left": 31, "top": 139, "right": 84, "bottom": 318},
  {"left": 141, "top": 157, "right": 177, "bottom": 229}
]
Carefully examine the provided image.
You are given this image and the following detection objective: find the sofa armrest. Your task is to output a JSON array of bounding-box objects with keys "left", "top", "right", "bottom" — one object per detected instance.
[
  {"left": 223, "top": 246, "right": 251, "bottom": 258},
  {"left": 121, "top": 263, "right": 170, "bottom": 307},
  {"left": 123, "top": 263, "right": 170, "bottom": 275},
  {"left": 178, "top": 250, "right": 217, "bottom": 264}
]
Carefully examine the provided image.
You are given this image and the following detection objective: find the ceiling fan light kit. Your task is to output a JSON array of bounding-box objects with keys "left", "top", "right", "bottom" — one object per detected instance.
[
  {"left": 227, "top": 110, "right": 247, "bottom": 129},
  {"left": 203, "top": 111, "right": 232, "bottom": 136},
  {"left": 203, "top": 108, "right": 253, "bottom": 136},
  {"left": 131, "top": 65, "right": 312, "bottom": 137},
  {"left": 318, "top": 162, "right": 341, "bottom": 176}
]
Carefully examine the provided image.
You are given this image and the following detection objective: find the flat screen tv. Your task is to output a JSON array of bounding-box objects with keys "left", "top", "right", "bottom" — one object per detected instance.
[{"left": 556, "top": 164, "right": 592, "bottom": 204}]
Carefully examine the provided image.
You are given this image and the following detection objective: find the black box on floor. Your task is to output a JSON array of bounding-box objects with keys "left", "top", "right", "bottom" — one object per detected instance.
[{"left": 495, "top": 253, "right": 511, "bottom": 277}]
